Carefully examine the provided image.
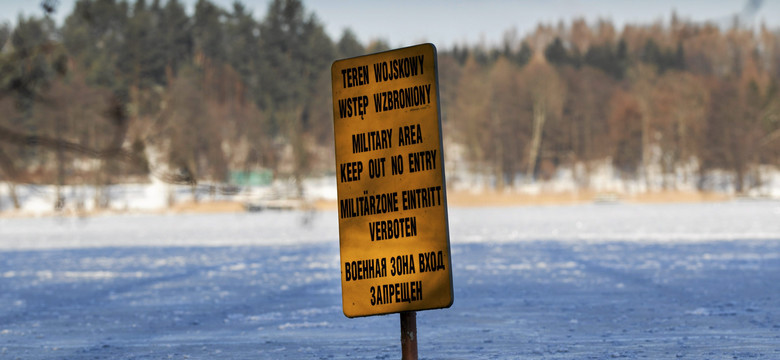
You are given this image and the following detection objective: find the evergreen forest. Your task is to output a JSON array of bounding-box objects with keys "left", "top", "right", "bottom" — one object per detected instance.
[{"left": 1, "top": 0, "right": 780, "bottom": 209}]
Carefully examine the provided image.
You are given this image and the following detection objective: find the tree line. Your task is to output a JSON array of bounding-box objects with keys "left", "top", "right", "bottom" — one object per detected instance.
[
  {"left": 445, "top": 18, "right": 780, "bottom": 193},
  {"left": 1, "top": 0, "right": 779, "bottom": 210}
]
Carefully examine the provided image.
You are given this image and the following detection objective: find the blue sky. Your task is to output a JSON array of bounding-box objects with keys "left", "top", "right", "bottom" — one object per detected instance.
[{"left": 2, "top": 0, "right": 779, "bottom": 48}]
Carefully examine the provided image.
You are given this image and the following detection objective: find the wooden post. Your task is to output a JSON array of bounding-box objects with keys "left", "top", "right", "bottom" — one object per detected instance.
[{"left": 401, "top": 311, "right": 418, "bottom": 360}]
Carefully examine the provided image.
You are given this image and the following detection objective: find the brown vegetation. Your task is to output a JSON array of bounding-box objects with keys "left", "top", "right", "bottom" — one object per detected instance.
[{"left": 1, "top": 1, "right": 779, "bottom": 214}]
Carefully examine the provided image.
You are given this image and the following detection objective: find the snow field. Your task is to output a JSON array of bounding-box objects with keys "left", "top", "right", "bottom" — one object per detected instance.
[{"left": 0, "top": 202, "right": 779, "bottom": 359}]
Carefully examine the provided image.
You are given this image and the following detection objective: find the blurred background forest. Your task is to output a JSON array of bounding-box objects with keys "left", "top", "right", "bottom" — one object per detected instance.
[{"left": 1, "top": 0, "right": 780, "bottom": 211}]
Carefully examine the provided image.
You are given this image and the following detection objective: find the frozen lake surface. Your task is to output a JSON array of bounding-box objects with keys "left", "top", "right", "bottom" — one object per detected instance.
[{"left": 1, "top": 201, "right": 779, "bottom": 359}]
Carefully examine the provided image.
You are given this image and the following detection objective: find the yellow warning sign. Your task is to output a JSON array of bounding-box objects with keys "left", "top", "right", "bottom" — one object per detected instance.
[{"left": 331, "top": 43, "right": 453, "bottom": 318}]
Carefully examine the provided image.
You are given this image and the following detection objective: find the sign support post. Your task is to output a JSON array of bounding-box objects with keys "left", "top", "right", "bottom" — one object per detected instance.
[{"left": 401, "top": 311, "right": 418, "bottom": 360}]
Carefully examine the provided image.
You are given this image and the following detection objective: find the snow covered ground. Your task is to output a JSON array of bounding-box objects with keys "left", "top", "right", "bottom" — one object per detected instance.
[
  {"left": 0, "top": 180, "right": 328, "bottom": 215},
  {"left": 1, "top": 201, "right": 779, "bottom": 359}
]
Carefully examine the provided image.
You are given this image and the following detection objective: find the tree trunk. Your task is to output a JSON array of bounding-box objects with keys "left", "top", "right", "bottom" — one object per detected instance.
[
  {"left": 527, "top": 99, "right": 546, "bottom": 182},
  {"left": 735, "top": 167, "right": 744, "bottom": 194},
  {"left": 191, "top": 183, "right": 198, "bottom": 203},
  {"left": 495, "top": 140, "right": 504, "bottom": 191},
  {"left": 167, "top": 185, "right": 175, "bottom": 208},
  {"left": 8, "top": 182, "right": 20, "bottom": 210},
  {"left": 55, "top": 116, "right": 65, "bottom": 211},
  {"left": 640, "top": 105, "right": 651, "bottom": 191},
  {"left": 0, "top": 149, "right": 21, "bottom": 210}
]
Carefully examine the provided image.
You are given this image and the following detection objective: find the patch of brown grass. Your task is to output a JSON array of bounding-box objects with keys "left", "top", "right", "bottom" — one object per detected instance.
[
  {"left": 446, "top": 190, "right": 592, "bottom": 207},
  {"left": 311, "top": 190, "right": 733, "bottom": 210},
  {"left": 166, "top": 201, "right": 245, "bottom": 214},
  {"left": 445, "top": 190, "right": 732, "bottom": 207}
]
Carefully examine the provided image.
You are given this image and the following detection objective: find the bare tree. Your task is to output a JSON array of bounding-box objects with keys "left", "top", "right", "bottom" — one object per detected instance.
[{"left": 520, "top": 55, "right": 566, "bottom": 182}]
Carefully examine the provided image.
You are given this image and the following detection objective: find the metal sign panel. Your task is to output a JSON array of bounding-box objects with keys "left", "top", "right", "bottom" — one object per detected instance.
[{"left": 331, "top": 43, "right": 453, "bottom": 318}]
